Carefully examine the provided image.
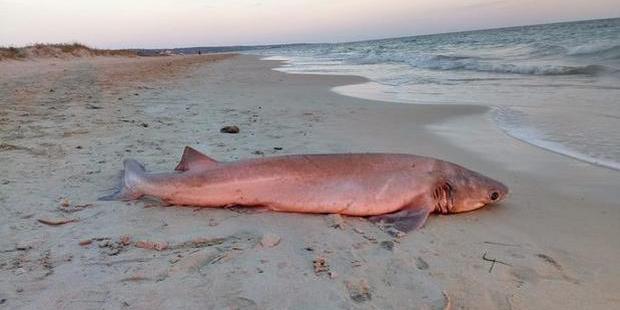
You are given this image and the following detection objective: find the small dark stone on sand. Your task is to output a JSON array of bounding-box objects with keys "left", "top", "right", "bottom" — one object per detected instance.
[
  {"left": 252, "top": 150, "right": 264, "bottom": 155},
  {"left": 49, "top": 89, "right": 54, "bottom": 93},
  {"left": 305, "top": 247, "right": 314, "bottom": 252},
  {"left": 220, "top": 125, "right": 240, "bottom": 134},
  {"left": 140, "top": 123, "right": 149, "bottom": 128},
  {"left": 273, "top": 147, "right": 283, "bottom": 150},
  {"left": 76, "top": 145, "right": 82, "bottom": 149}
]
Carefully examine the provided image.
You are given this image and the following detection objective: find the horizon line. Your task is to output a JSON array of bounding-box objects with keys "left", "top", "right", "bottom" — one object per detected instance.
[
  {"left": 4, "top": 15, "right": 618, "bottom": 51},
  {"left": 133, "top": 16, "right": 619, "bottom": 51}
]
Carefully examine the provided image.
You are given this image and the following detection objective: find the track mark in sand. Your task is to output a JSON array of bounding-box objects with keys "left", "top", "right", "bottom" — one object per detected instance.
[
  {"left": 0, "top": 143, "right": 45, "bottom": 156},
  {"left": 536, "top": 253, "right": 562, "bottom": 270},
  {"left": 86, "top": 257, "right": 154, "bottom": 266},
  {"left": 62, "top": 129, "right": 90, "bottom": 137},
  {"left": 119, "top": 275, "right": 152, "bottom": 283},
  {"left": 0, "top": 143, "right": 22, "bottom": 151},
  {"left": 226, "top": 297, "right": 258, "bottom": 310},
  {"left": 482, "top": 251, "right": 511, "bottom": 273},
  {"left": 483, "top": 241, "right": 521, "bottom": 247},
  {"left": 535, "top": 253, "right": 581, "bottom": 285},
  {"left": 415, "top": 257, "right": 429, "bottom": 270},
  {"left": 112, "top": 232, "right": 260, "bottom": 282},
  {"left": 167, "top": 248, "right": 223, "bottom": 275},
  {"left": 63, "top": 289, "right": 110, "bottom": 309}
]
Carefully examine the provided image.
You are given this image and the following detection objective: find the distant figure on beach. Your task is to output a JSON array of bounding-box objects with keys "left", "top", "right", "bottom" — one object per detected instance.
[
  {"left": 103, "top": 147, "right": 508, "bottom": 232},
  {"left": 198, "top": 50, "right": 201, "bottom": 55}
]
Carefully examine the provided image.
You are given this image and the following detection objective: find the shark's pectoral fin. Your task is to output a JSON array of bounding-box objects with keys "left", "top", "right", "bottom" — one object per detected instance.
[
  {"left": 175, "top": 146, "right": 219, "bottom": 172},
  {"left": 369, "top": 205, "right": 433, "bottom": 233}
]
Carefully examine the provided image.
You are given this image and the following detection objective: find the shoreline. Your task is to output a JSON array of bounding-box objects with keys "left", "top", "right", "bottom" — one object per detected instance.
[
  {"left": 261, "top": 54, "right": 620, "bottom": 173},
  {"left": 1, "top": 54, "right": 618, "bottom": 309}
]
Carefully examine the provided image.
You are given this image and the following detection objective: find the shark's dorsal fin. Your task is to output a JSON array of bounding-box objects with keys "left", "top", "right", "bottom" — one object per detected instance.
[{"left": 175, "top": 146, "right": 219, "bottom": 172}]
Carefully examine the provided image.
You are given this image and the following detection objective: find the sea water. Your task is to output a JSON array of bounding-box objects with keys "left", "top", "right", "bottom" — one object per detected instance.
[{"left": 250, "top": 18, "right": 620, "bottom": 170}]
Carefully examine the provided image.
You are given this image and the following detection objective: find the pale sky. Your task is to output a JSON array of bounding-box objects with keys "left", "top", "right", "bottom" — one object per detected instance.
[{"left": 1, "top": 0, "right": 618, "bottom": 48}]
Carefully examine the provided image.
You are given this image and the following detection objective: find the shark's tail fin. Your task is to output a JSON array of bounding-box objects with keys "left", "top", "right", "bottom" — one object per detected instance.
[{"left": 99, "top": 159, "right": 146, "bottom": 201}]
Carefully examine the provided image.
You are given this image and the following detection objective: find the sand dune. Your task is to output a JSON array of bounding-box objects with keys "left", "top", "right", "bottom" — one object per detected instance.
[{"left": 0, "top": 43, "right": 136, "bottom": 61}]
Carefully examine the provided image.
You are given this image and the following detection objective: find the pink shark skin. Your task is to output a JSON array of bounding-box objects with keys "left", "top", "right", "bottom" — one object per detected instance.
[{"left": 107, "top": 147, "right": 508, "bottom": 231}]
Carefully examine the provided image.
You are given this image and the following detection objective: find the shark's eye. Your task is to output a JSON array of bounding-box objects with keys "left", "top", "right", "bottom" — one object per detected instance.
[{"left": 490, "top": 192, "right": 500, "bottom": 201}]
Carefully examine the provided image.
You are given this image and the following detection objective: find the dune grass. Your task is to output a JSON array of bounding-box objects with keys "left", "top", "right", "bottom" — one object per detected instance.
[
  {"left": 0, "top": 42, "right": 136, "bottom": 61},
  {"left": 0, "top": 46, "right": 26, "bottom": 59}
]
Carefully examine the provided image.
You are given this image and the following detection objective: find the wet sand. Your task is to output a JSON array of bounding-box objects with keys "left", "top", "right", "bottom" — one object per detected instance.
[{"left": 0, "top": 54, "right": 618, "bottom": 309}]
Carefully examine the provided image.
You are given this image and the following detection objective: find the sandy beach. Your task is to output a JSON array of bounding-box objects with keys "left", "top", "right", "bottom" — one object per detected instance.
[{"left": 1, "top": 54, "right": 619, "bottom": 309}]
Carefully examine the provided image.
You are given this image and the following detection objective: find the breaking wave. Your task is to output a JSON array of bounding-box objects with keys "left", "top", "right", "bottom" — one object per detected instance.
[
  {"left": 567, "top": 44, "right": 620, "bottom": 59},
  {"left": 348, "top": 53, "right": 615, "bottom": 76},
  {"left": 263, "top": 18, "right": 620, "bottom": 77}
]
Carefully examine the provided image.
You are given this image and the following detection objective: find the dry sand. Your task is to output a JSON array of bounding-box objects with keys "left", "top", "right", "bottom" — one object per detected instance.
[{"left": 1, "top": 54, "right": 619, "bottom": 309}]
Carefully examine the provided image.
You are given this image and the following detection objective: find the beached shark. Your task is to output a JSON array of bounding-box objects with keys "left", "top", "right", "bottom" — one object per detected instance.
[{"left": 103, "top": 147, "right": 508, "bottom": 232}]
